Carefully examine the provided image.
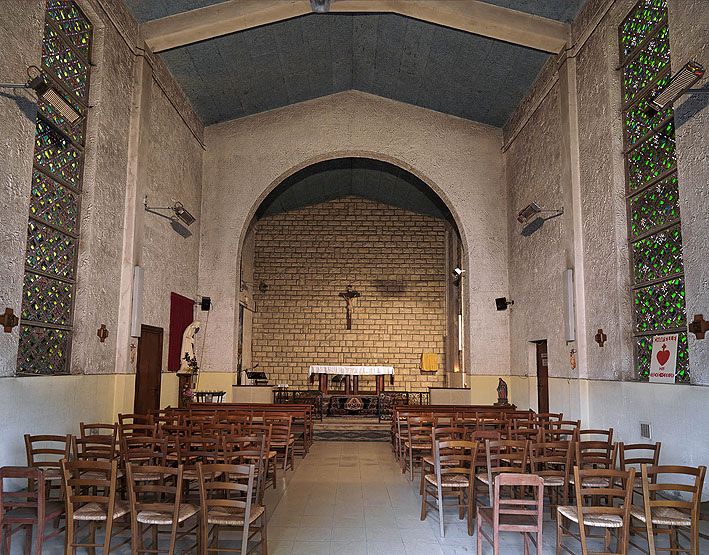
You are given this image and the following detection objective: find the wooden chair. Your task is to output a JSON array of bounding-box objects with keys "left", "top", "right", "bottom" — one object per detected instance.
[
  {"left": 120, "top": 436, "right": 167, "bottom": 485},
  {"left": 265, "top": 415, "right": 294, "bottom": 472},
  {"left": 529, "top": 441, "right": 573, "bottom": 518},
  {"left": 0, "top": 466, "right": 64, "bottom": 555},
  {"left": 223, "top": 434, "right": 268, "bottom": 504},
  {"left": 61, "top": 458, "right": 129, "bottom": 554},
  {"left": 249, "top": 423, "right": 276, "bottom": 491},
  {"left": 630, "top": 464, "right": 706, "bottom": 555},
  {"left": 419, "top": 424, "right": 466, "bottom": 495},
  {"left": 476, "top": 439, "right": 529, "bottom": 506},
  {"left": 420, "top": 439, "right": 479, "bottom": 537},
  {"left": 24, "top": 434, "right": 72, "bottom": 500},
  {"left": 573, "top": 440, "right": 618, "bottom": 490},
  {"left": 556, "top": 467, "right": 635, "bottom": 555},
  {"left": 477, "top": 473, "right": 544, "bottom": 555},
  {"left": 176, "top": 437, "right": 221, "bottom": 500},
  {"left": 403, "top": 416, "right": 434, "bottom": 481},
  {"left": 125, "top": 463, "right": 199, "bottom": 555},
  {"left": 197, "top": 462, "right": 268, "bottom": 554}
]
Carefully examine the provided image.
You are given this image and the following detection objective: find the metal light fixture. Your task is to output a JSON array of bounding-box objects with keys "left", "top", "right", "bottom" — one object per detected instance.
[
  {"left": 648, "top": 61, "right": 706, "bottom": 113},
  {"left": 452, "top": 267, "right": 466, "bottom": 278},
  {"left": 0, "top": 67, "right": 81, "bottom": 124},
  {"left": 495, "top": 297, "right": 514, "bottom": 311},
  {"left": 517, "top": 202, "right": 563, "bottom": 237},
  {"left": 144, "top": 196, "right": 196, "bottom": 226},
  {"left": 310, "top": 0, "right": 331, "bottom": 13}
]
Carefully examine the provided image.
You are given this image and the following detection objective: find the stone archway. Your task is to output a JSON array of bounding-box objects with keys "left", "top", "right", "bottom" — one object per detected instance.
[{"left": 236, "top": 154, "right": 468, "bottom": 390}]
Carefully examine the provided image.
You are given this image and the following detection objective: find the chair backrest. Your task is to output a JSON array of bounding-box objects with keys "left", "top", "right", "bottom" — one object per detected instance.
[
  {"left": 176, "top": 437, "right": 220, "bottom": 470},
  {"left": 24, "top": 434, "right": 72, "bottom": 473},
  {"left": 578, "top": 428, "right": 613, "bottom": 443},
  {"left": 476, "top": 416, "right": 509, "bottom": 435},
  {"left": 223, "top": 434, "right": 267, "bottom": 503},
  {"left": 576, "top": 440, "right": 617, "bottom": 471},
  {"left": 508, "top": 421, "right": 540, "bottom": 442},
  {"left": 61, "top": 459, "right": 119, "bottom": 532},
  {"left": 0, "top": 466, "right": 44, "bottom": 523},
  {"left": 493, "top": 473, "right": 544, "bottom": 533},
  {"left": 432, "top": 424, "right": 466, "bottom": 443},
  {"left": 486, "top": 439, "right": 529, "bottom": 476},
  {"left": 73, "top": 435, "right": 117, "bottom": 463},
  {"left": 639, "top": 463, "right": 706, "bottom": 553},
  {"left": 572, "top": 466, "right": 635, "bottom": 554},
  {"left": 529, "top": 441, "right": 573, "bottom": 488},
  {"left": 617, "top": 442, "right": 661, "bottom": 470},
  {"left": 266, "top": 415, "right": 292, "bottom": 443},
  {"left": 534, "top": 412, "right": 563, "bottom": 422},
  {"left": 120, "top": 436, "right": 167, "bottom": 469},
  {"left": 197, "top": 463, "right": 256, "bottom": 551},
  {"left": 118, "top": 422, "right": 157, "bottom": 442},
  {"left": 433, "top": 439, "right": 479, "bottom": 483},
  {"left": 118, "top": 413, "right": 153, "bottom": 426},
  {"left": 80, "top": 422, "right": 117, "bottom": 440},
  {"left": 407, "top": 416, "right": 434, "bottom": 445}
]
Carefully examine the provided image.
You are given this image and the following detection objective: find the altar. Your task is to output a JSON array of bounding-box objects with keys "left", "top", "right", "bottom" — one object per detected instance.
[{"left": 309, "top": 365, "right": 394, "bottom": 395}]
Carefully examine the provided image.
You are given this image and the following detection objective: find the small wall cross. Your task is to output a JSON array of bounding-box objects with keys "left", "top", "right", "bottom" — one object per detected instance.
[
  {"left": 1, "top": 308, "right": 19, "bottom": 333},
  {"left": 594, "top": 328, "right": 607, "bottom": 347},
  {"left": 97, "top": 324, "right": 109, "bottom": 342},
  {"left": 688, "top": 314, "right": 709, "bottom": 340}
]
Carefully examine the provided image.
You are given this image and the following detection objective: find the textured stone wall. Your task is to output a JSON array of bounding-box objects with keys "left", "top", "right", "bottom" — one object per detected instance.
[
  {"left": 199, "top": 91, "right": 507, "bottom": 378},
  {"left": 251, "top": 197, "right": 446, "bottom": 390}
]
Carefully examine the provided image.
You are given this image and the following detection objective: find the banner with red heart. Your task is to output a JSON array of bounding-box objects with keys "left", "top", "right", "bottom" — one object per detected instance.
[{"left": 649, "top": 334, "right": 678, "bottom": 384}]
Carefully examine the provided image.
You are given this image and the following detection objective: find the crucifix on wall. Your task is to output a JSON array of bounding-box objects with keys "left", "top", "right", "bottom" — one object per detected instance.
[{"left": 339, "top": 285, "right": 361, "bottom": 330}]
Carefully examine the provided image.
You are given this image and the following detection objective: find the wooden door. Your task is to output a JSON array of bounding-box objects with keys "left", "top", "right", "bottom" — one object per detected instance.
[
  {"left": 134, "top": 325, "right": 163, "bottom": 415},
  {"left": 535, "top": 340, "right": 549, "bottom": 414}
]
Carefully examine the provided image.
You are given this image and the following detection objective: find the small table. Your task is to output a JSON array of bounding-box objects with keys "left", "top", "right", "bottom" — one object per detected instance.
[{"left": 308, "top": 365, "right": 394, "bottom": 395}]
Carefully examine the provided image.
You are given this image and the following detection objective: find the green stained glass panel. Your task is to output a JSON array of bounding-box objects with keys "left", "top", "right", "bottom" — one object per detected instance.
[
  {"left": 629, "top": 173, "right": 679, "bottom": 239},
  {"left": 636, "top": 332, "right": 688, "bottom": 381},
  {"left": 42, "top": 23, "right": 89, "bottom": 101},
  {"left": 631, "top": 225, "right": 683, "bottom": 284},
  {"left": 25, "top": 220, "right": 76, "bottom": 279},
  {"left": 46, "top": 0, "right": 92, "bottom": 59},
  {"left": 623, "top": 73, "right": 672, "bottom": 145},
  {"left": 29, "top": 171, "right": 79, "bottom": 234},
  {"left": 21, "top": 272, "right": 73, "bottom": 325},
  {"left": 620, "top": 0, "right": 667, "bottom": 58},
  {"left": 17, "top": 325, "right": 70, "bottom": 375},
  {"left": 34, "top": 118, "right": 82, "bottom": 187},
  {"left": 633, "top": 277, "right": 685, "bottom": 333},
  {"left": 626, "top": 121, "right": 675, "bottom": 192},
  {"left": 623, "top": 26, "right": 670, "bottom": 103}
]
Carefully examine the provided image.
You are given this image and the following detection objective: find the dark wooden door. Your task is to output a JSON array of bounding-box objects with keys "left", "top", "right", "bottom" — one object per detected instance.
[
  {"left": 535, "top": 340, "right": 549, "bottom": 414},
  {"left": 134, "top": 324, "right": 163, "bottom": 415}
]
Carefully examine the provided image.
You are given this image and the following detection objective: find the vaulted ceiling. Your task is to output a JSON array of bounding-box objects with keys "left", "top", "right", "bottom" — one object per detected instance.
[{"left": 124, "top": 1, "right": 588, "bottom": 127}]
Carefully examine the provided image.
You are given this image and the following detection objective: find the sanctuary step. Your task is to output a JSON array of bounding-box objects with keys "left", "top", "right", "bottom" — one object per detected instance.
[{"left": 313, "top": 416, "right": 390, "bottom": 442}]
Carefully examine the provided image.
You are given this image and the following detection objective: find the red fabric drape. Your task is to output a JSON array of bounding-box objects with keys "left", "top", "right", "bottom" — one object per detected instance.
[{"left": 168, "top": 292, "right": 195, "bottom": 372}]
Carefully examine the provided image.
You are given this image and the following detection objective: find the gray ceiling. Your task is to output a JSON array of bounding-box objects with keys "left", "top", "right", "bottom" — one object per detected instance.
[
  {"left": 257, "top": 158, "right": 453, "bottom": 222},
  {"left": 123, "top": 1, "right": 588, "bottom": 127}
]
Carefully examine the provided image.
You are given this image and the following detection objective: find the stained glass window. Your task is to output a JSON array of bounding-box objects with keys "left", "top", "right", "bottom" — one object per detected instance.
[
  {"left": 17, "top": 0, "right": 91, "bottom": 376},
  {"left": 619, "top": 0, "right": 688, "bottom": 382}
]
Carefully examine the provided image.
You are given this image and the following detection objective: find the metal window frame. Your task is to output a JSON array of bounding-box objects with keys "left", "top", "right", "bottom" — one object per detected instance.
[
  {"left": 17, "top": 0, "right": 93, "bottom": 377},
  {"left": 619, "top": 0, "right": 688, "bottom": 382}
]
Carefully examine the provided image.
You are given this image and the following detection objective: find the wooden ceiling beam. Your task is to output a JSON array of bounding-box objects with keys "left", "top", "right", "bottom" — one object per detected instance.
[{"left": 142, "top": 0, "right": 569, "bottom": 54}]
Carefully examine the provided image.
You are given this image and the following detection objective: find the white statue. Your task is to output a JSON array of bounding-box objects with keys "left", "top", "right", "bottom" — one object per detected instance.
[{"left": 178, "top": 320, "right": 201, "bottom": 374}]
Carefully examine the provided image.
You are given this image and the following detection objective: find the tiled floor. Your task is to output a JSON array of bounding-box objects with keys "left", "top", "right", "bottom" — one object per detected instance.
[{"left": 9, "top": 441, "right": 708, "bottom": 553}]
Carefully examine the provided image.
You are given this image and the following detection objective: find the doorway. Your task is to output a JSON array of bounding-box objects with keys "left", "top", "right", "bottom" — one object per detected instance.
[
  {"left": 134, "top": 324, "right": 163, "bottom": 414},
  {"left": 535, "top": 340, "right": 549, "bottom": 414}
]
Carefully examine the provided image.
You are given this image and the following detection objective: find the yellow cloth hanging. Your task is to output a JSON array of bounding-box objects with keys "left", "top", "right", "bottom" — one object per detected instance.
[{"left": 420, "top": 352, "right": 438, "bottom": 372}]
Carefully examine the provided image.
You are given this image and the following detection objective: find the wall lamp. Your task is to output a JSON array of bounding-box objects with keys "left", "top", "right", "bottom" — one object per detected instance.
[
  {"left": 517, "top": 202, "right": 564, "bottom": 237},
  {"left": 144, "top": 196, "right": 196, "bottom": 226},
  {"left": 495, "top": 297, "right": 514, "bottom": 311},
  {"left": 0, "top": 66, "right": 81, "bottom": 124},
  {"left": 648, "top": 61, "right": 706, "bottom": 113}
]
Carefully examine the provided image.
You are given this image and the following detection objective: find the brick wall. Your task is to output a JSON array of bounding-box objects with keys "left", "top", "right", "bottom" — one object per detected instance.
[{"left": 252, "top": 196, "right": 447, "bottom": 391}]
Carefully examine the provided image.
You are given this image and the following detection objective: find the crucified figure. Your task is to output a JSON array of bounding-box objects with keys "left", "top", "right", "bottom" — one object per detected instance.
[{"left": 339, "top": 285, "right": 361, "bottom": 330}]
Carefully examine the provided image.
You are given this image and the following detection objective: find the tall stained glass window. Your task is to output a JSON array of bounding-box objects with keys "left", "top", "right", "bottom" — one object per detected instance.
[
  {"left": 619, "top": 0, "right": 688, "bottom": 381},
  {"left": 17, "top": 0, "right": 92, "bottom": 375}
]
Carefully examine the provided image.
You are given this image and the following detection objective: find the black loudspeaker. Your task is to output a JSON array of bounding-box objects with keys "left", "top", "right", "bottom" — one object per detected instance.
[
  {"left": 495, "top": 297, "right": 514, "bottom": 311},
  {"left": 200, "top": 297, "right": 211, "bottom": 311}
]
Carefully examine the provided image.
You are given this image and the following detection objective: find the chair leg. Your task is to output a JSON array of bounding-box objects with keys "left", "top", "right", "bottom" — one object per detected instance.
[
  {"left": 64, "top": 518, "right": 74, "bottom": 555},
  {"left": 32, "top": 522, "right": 41, "bottom": 555},
  {"left": 467, "top": 488, "right": 474, "bottom": 536},
  {"left": 420, "top": 484, "right": 428, "bottom": 521},
  {"left": 24, "top": 524, "right": 33, "bottom": 555},
  {"left": 476, "top": 510, "right": 483, "bottom": 555},
  {"left": 260, "top": 512, "right": 268, "bottom": 555},
  {"left": 87, "top": 522, "right": 96, "bottom": 555},
  {"left": 556, "top": 512, "right": 563, "bottom": 555},
  {"left": 437, "top": 484, "right": 445, "bottom": 538}
]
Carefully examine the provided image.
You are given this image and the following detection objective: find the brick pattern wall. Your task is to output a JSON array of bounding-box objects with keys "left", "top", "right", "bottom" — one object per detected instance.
[{"left": 252, "top": 197, "right": 446, "bottom": 391}]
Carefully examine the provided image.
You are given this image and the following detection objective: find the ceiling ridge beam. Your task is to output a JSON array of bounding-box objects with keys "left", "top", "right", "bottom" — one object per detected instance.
[{"left": 142, "top": 0, "right": 570, "bottom": 54}]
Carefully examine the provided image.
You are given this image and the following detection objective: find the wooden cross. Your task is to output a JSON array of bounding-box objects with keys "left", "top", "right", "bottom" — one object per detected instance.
[
  {"left": 594, "top": 328, "right": 607, "bottom": 347},
  {"left": 688, "top": 314, "right": 709, "bottom": 340},
  {"left": 1, "top": 307, "right": 19, "bottom": 333},
  {"left": 339, "top": 285, "right": 361, "bottom": 330}
]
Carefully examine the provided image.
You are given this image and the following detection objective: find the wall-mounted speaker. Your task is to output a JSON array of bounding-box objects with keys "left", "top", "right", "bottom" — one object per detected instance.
[
  {"left": 200, "top": 296, "right": 211, "bottom": 311},
  {"left": 495, "top": 297, "right": 514, "bottom": 311},
  {"left": 130, "top": 266, "right": 144, "bottom": 337}
]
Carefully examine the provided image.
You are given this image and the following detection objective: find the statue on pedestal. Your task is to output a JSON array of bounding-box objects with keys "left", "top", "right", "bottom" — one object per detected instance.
[
  {"left": 495, "top": 378, "right": 510, "bottom": 406},
  {"left": 177, "top": 320, "right": 200, "bottom": 406}
]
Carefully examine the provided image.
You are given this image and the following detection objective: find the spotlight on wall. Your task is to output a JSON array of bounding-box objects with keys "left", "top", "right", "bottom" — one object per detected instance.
[
  {"left": 452, "top": 267, "right": 466, "bottom": 279},
  {"left": 0, "top": 67, "right": 81, "bottom": 124},
  {"left": 517, "top": 202, "right": 564, "bottom": 237},
  {"left": 495, "top": 297, "right": 514, "bottom": 311},
  {"left": 648, "top": 61, "right": 706, "bottom": 113},
  {"left": 144, "top": 196, "right": 197, "bottom": 227}
]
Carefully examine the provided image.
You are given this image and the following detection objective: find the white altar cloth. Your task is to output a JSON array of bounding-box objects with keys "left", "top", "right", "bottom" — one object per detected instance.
[{"left": 308, "top": 365, "right": 394, "bottom": 376}]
